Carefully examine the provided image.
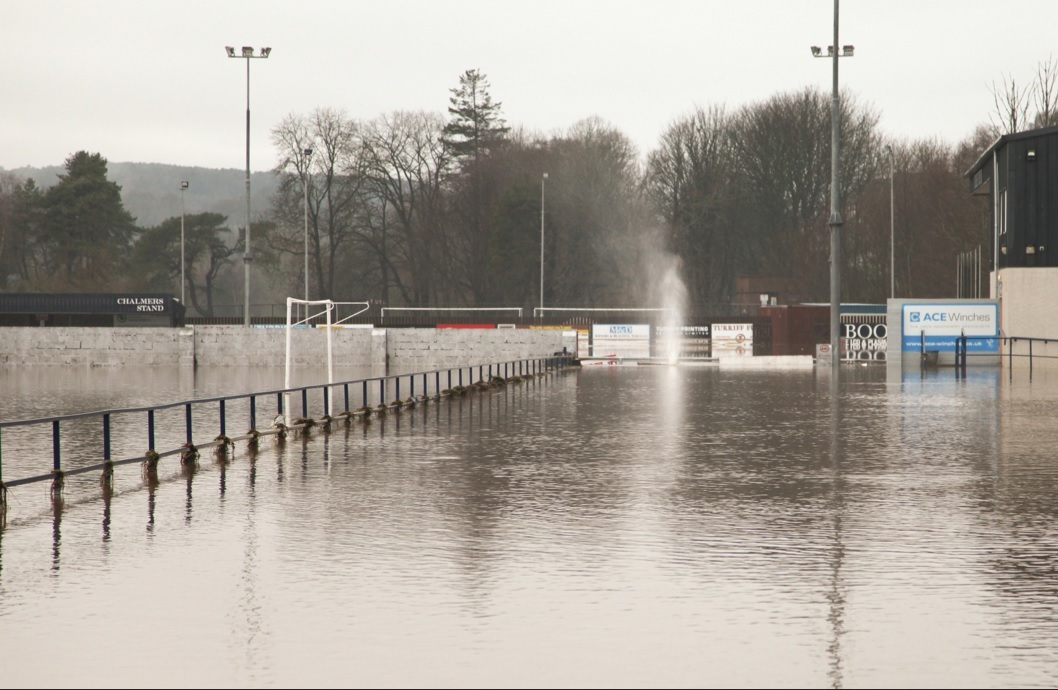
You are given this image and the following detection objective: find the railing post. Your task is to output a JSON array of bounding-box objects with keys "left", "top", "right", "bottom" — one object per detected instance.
[
  {"left": 1009, "top": 337, "right": 1014, "bottom": 380},
  {"left": 185, "top": 403, "right": 193, "bottom": 444},
  {"left": 301, "top": 389, "right": 308, "bottom": 418},
  {"left": 103, "top": 413, "right": 111, "bottom": 461},
  {"left": 148, "top": 409, "right": 156, "bottom": 451},
  {"left": 219, "top": 400, "right": 226, "bottom": 437},
  {"left": 362, "top": 380, "right": 368, "bottom": 408},
  {"left": 52, "top": 420, "right": 61, "bottom": 472},
  {"left": 249, "top": 396, "right": 257, "bottom": 431}
]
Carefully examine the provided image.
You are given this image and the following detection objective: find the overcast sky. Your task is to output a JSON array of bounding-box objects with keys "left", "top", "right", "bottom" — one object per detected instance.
[{"left": 3, "top": 0, "right": 1055, "bottom": 173}]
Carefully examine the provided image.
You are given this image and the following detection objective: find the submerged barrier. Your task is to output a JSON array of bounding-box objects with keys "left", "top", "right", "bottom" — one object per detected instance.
[{"left": 0, "top": 355, "right": 578, "bottom": 511}]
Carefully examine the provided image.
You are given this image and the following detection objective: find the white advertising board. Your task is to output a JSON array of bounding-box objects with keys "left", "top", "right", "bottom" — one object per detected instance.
[
  {"left": 590, "top": 324, "right": 651, "bottom": 358},
  {"left": 712, "top": 323, "right": 753, "bottom": 358}
]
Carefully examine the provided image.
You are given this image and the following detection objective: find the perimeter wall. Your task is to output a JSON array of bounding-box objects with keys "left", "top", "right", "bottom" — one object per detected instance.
[{"left": 0, "top": 326, "right": 577, "bottom": 369}]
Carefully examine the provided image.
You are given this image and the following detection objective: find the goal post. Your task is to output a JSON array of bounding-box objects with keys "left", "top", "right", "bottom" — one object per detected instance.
[{"left": 284, "top": 298, "right": 371, "bottom": 419}]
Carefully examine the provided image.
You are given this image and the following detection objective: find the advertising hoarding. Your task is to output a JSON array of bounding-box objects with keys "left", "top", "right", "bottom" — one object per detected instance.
[{"left": 901, "top": 303, "right": 999, "bottom": 352}]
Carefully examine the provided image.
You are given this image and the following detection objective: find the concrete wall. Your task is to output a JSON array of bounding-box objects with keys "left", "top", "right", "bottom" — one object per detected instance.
[
  {"left": 995, "top": 267, "right": 1058, "bottom": 368},
  {"left": 0, "top": 326, "right": 577, "bottom": 369},
  {"left": 0, "top": 326, "right": 196, "bottom": 366}
]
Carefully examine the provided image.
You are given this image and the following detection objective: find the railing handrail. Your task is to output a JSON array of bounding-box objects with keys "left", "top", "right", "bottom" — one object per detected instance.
[
  {"left": 0, "top": 359, "right": 557, "bottom": 429},
  {"left": 0, "top": 355, "right": 578, "bottom": 497}
]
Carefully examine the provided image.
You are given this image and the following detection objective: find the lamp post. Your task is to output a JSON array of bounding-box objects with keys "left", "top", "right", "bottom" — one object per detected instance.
[
  {"left": 303, "top": 147, "right": 313, "bottom": 303},
  {"left": 886, "top": 144, "right": 894, "bottom": 300},
  {"left": 811, "top": 1, "right": 853, "bottom": 372},
  {"left": 226, "top": 45, "right": 271, "bottom": 326},
  {"left": 180, "top": 181, "right": 189, "bottom": 306},
  {"left": 540, "top": 172, "right": 547, "bottom": 314}
]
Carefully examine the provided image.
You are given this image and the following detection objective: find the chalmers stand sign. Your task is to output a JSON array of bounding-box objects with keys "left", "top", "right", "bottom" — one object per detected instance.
[
  {"left": 115, "top": 296, "right": 167, "bottom": 313},
  {"left": 901, "top": 302, "right": 999, "bottom": 353}
]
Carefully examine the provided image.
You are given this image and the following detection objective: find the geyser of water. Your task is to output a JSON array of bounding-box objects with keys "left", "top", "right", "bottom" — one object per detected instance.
[{"left": 657, "top": 254, "right": 688, "bottom": 365}]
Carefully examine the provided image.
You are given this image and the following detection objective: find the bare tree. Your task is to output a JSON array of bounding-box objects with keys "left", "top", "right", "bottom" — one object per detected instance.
[
  {"left": 546, "top": 117, "right": 646, "bottom": 307},
  {"left": 989, "top": 74, "right": 1030, "bottom": 135},
  {"left": 270, "top": 108, "right": 371, "bottom": 301},
  {"left": 725, "top": 88, "right": 881, "bottom": 303},
  {"left": 645, "top": 106, "right": 738, "bottom": 309},
  {"left": 1031, "top": 55, "right": 1058, "bottom": 128},
  {"left": 362, "top": 110, "right": 451, "bottom": 306}
]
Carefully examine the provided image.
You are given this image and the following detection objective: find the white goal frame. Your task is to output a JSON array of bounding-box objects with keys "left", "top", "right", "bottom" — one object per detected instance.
[{"left": 284, "top": 298, "right": 371, "bottom": 418}]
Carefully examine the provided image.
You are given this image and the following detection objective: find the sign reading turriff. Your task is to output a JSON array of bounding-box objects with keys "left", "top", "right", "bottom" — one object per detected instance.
[
  {"left": 901, "top": 303, "right": 999, "bottom": 352},
  {"left": 712, "top": 323, "right": 753, "bottom": 358}
]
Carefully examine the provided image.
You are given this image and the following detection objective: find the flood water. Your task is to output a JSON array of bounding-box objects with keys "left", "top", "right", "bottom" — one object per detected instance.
[{"left": 2, "top": 362, "right": 1058, "bottom": 688}]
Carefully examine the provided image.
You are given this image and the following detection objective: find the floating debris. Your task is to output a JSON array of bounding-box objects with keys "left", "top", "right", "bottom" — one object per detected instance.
[
  {"left": 213, "top": 434, "right": 235, "bottom": 461},
  {"left": 180, "top": 442, "right": 200, "bottom": 468},
  {"left": 50, "top": 469, "right": 65, "bottom": 499},
  {"left": 100, "top": 460, "right": 115, "bottom": 490}
]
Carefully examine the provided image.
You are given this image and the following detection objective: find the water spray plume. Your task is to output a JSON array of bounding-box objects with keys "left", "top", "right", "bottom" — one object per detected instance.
[{"left": 658, "top": 254, "right": 688, "bottom": 365}]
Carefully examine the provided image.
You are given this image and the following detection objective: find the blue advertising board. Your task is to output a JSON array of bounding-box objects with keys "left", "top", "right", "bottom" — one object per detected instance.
[{"left": 901, "top": 302, "right": 999, "bottom": 352}]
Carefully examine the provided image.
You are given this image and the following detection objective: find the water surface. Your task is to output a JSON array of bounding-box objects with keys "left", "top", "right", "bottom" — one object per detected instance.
[{"left": 1, "top": 363, "right": 1057, "bottom": 688}]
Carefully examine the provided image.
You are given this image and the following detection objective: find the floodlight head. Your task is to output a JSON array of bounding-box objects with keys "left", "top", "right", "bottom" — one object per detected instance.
[
  {"left": 225, "top": 46, "right": 236, "bottom": 57},
  {"left": 842, "top": 44, "right": 855, "bottom": 56},
  {"left": 181, "top": 181, "right": 189, "bottom": 190},
  {"left": 811, "top": 46, "right": 822, "bottom": 57},
  {"left": 242, "top": 46, "right": 254, "bottom": 57},
  {"left": 304, "top": 147, "right": 313, "bottom": 157},
  {"left": 260, "top": 47, "right": 272, "bottom": 58}
]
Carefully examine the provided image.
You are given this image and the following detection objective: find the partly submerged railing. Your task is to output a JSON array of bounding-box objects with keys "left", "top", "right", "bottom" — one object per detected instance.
[
  {"left": 951, "top": 335, "right": 1058, "bottom": 379},
  {"left": 0, "top": 355, "right": 577, "bottom": 508}
]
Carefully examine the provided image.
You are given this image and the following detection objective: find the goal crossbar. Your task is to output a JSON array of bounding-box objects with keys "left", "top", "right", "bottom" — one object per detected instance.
[
  {"left": 532, "top": 307, "right": 675, "bottom": 317},
  {"left": 380, "top": 307, "right": 522, "bottom": 321}
]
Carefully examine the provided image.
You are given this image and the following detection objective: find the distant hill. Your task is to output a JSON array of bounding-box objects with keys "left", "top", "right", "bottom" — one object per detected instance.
[{"left": 1, "top": 162, "right": 281, "bottom": 228}]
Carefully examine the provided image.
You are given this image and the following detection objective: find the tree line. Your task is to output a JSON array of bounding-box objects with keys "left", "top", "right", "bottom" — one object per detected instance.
[{"left": 1, "top": 63, "right": 1055, "bottom": 318}]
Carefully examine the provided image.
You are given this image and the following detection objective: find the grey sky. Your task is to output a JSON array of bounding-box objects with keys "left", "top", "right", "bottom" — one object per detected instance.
[{"left": 3, "top": 0, "right": 1054, "bottom": 172}]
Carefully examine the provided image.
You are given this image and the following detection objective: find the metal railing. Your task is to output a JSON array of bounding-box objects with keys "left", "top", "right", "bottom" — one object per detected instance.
[
  {"left": 953, "top": 335, "right": 1058, "bottom": 379},
  {"left": 0, "top": 355, "right": 577, "bottom": 504}
]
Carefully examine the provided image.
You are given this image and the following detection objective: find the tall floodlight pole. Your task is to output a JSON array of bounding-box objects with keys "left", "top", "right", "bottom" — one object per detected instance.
[
  {"left": 226, "top": 45, "right": 271, "bottom": 326},
  {"left": 303, "top": 147, "right": 313, "bottom": 303},
  {"left": 180, "top": 181, "right": 189, "bottom": 305},
  {"left": 540, "top": 172, "right": 548, "bottom": 314},
  {"left": 812, "top": 1, "right": 852, "bottom": 372},
  {"left": 887, "top": 144, "right": 894, "bottom": 300}
]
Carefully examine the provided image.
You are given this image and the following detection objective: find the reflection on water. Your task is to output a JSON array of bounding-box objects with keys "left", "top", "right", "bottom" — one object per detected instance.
[{"left": 2, "top": 364, "right": 1058, "bottom": 687}]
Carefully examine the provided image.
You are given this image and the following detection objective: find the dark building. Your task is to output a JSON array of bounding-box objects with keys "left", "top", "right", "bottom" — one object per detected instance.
[
  {"left": 0, "top": 293, "right": 185, "bottom": 327},
  {"left": 967, "top": 124, "right": 1058, "bottom": 269}
]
